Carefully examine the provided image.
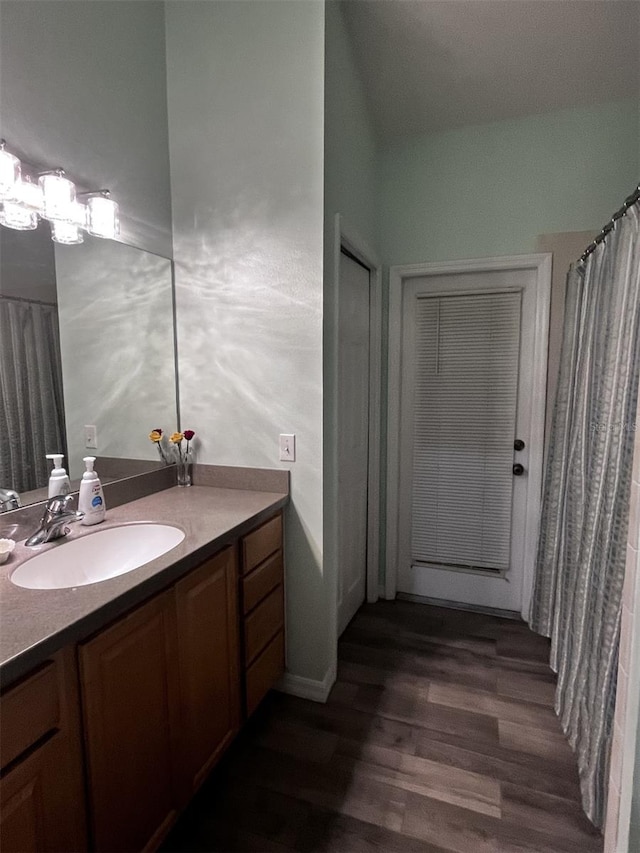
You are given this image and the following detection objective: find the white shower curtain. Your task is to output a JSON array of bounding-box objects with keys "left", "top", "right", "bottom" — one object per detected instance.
[
  {"left": 529, "top": 203, "right": 640, "bottom": 826},
  {"left": 0, "top": 296, "right": 68, "bottom": 494}
]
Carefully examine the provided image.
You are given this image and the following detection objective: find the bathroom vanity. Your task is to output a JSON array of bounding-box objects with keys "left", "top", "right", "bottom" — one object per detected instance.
[{"left": 0, "top": 478, "right": 287, "bottom": 852}]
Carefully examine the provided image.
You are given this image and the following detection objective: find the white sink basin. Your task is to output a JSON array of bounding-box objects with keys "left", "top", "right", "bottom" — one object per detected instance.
[{"left": 11, "top": 523, "right": 185, "bottom": 590}]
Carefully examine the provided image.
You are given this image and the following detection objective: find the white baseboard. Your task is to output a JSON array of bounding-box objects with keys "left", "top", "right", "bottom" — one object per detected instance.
[{"left": 276, "top": 659, "right": 337, "bottom": 703}]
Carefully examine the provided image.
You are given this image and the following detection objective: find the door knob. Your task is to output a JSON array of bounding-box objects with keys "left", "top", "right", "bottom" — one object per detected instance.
[
  {"left": 513, "top": 463, "right": 525, "bottom": 476},
  {"left": 514, "top": 439, "right": 525, "bottom": 451}
]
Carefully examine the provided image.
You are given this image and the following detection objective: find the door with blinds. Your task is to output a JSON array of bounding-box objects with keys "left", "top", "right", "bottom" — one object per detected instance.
[{"left": 397, "top": 265, "right": 545, "bottom": 613}]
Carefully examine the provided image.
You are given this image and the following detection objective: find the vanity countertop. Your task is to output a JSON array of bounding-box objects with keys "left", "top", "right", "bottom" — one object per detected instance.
[{"left": 0, "top": 484, "right": 288, "bottom": 688}]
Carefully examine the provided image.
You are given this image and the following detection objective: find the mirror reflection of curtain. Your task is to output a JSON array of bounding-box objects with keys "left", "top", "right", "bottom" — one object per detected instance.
[{"left": 0, "top": 296, "right": 67, "bottom": 493}]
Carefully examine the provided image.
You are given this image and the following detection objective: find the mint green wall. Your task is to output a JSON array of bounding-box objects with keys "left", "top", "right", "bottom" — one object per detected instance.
[
  {"left": 378, "top": 100, "right": 639, "bottom": 265},
  {"left": 324, "top": 0, "right": 377, "bottom": 251}
]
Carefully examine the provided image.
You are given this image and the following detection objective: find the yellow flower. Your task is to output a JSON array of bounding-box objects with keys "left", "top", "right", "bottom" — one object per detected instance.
[
  {"left": 149, "top": 430, "right": 162, "bottom": 443},
  {"left": 170, "top": 432, "right": 184, "bottom": 444}
]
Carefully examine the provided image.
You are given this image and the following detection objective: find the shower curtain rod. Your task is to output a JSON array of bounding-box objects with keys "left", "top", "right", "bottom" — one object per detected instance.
[{"left": 579, "top": 183, "right": 640, "bottom": 264}]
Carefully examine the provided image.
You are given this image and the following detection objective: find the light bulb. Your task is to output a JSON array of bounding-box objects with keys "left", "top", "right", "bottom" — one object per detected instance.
[
  {"left": 14, "top": 177, "right": 44, "bottom": 213},
  {"left": 51, "top": 219, "right": 83, "bottom": 244},
  {"left": 69, "top": 200, "right": 86, "bottom": 227},
  {"left": 0, "top": 148, "right": 20, "bottom": 200},
  {"left": 39, "top": 173, "right": 76, "bottom": 221},
  {"left": 86, "top": 195, "right": 119, "bottom": 239},
  {"left": 0, "top": 201, "right": 38, "bottom": 230}
]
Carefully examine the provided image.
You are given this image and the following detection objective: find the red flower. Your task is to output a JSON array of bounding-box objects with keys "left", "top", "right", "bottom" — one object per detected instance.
[
  {"left": 183, "top": 429, "right": 195, "bottom": 441},
  {"left": 153, "top": 427, "right": 163, "bottom": 435}
]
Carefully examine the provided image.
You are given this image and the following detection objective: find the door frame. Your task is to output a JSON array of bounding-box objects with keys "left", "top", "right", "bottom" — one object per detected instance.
[
  {"left": 331, "top": 214, "right": 382, "bottom": 635},
  {"left": 385, "top": 254, "right": 552, "bottom": 618}
]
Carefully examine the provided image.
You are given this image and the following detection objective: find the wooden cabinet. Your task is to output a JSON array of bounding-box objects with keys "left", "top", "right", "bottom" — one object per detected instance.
[
  {"left": 174, "top": 546, "right": 240, "bottom": 799},
  {"left": 240, "top": 512, "right": 285, "bottom": 716},
  {"left": 0, "top": 648, "right": 87, "bottom": 853},
  {"left": 1, "top": 508, "right": 284, "bottom": 852},
  {"left": 246, "top": 631, "right": 285, "bottom": 718},
  {"left": 79, "top": 544, "right": 243, "bottom": 851},
  {"left": 244, "top": 585, "right": 285, "bottom": 665},
  {"left": 242, "top": 513, "right": 283, "bottom": 575},
  {"left": 79, "top": 591, "right": 179, "bottom": 853}
]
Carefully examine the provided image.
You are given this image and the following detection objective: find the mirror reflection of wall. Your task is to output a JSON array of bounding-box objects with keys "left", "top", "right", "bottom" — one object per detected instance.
[
  {"left": 0, "top": 228, "right": 177, "bottom": 501},
  {"left": 55, "top": 239, "right": 176, "bottom": 480}
]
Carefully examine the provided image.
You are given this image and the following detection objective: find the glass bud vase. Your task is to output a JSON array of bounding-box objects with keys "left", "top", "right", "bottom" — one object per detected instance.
[{"left": 176, "top": 448, "right": 193, "bottom": 487}]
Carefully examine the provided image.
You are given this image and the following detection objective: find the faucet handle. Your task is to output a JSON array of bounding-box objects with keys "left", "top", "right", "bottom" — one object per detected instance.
[
  {"left": 44, "top": 494, "right": 74, "bottom": 516},
  {"left": 0, "top": 487, "right": 21, "bottom": 511}
]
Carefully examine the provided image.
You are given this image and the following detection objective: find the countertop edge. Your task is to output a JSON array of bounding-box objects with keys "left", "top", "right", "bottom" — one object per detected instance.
[{"left": 0, "top": 491, "right": 288, "bottom": 690}]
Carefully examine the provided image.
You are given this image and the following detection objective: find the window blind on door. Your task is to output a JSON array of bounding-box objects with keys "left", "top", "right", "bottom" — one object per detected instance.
[{"left": 411, "top": 292, "right": 521, "bottom": 571}]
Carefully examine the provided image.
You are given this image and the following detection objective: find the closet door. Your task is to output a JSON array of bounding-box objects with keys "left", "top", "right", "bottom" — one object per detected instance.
[{"left": 337, "top": 249, "right": 371, "bottom": 634}]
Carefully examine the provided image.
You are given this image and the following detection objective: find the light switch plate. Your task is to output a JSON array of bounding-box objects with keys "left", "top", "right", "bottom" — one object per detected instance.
[
  {"left": 279, "top": 434, "right": 295, "bottom": 462},
  {"left": 84, "top": 424, "right": 98, "bottom": 449}
]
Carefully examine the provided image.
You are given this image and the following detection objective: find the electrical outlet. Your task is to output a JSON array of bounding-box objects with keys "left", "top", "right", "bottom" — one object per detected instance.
[
  {"left": 279, "top": 434, "right": 295, "bottom": 462},
  {"left": 84, "top": 424, "right": 98, "bottom": 449}
]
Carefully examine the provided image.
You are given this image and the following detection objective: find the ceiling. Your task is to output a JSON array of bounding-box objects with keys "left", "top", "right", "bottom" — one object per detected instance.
[{"left": 340, "top": 0, "right": 640, "bottom": 145}]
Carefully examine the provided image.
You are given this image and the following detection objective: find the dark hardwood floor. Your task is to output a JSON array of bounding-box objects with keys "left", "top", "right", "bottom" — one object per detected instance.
[{"left": 161, "top": 600, "right": 603, "bottom": 853}]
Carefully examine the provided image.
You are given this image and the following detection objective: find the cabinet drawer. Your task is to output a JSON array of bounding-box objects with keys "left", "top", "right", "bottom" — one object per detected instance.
[
  {"left": 241, "top": 514, "right": 282, "bottom": 575},
  {"left": 245, "top": 631, "right": 284, "bottom": 717},
  {"left": 242, "top": 551, "right": 283, "bottom": 615},
  {"left": 1, "top": 661, "right": 60, "bottom": 770},
  {"left": 244, "top": 584, "right": 284, "bottom": 665}
]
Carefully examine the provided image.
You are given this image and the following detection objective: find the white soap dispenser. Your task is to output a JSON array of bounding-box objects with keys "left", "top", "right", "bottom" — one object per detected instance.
[
  {"left": 46, "top": 453, "right": 71, "bottom": 498},
  {"left": 78, "top": 456, "right": 106, "bottom": 526}
]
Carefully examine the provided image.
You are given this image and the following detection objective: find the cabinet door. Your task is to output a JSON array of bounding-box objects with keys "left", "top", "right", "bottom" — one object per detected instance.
[
  {"left": 0, "top": 729, "right": 85, "bottom": 853},
  {"left": 174, "top": 547, "right": 241, "bottom": 798},
  {"left": 79, "top": 592, "right": 179, "bottom": 853},
  {"left": 0, "top": 649, "right": 87, "bottom": 853}
]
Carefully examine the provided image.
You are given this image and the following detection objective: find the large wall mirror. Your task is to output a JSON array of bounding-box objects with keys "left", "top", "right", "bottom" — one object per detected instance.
[{"left": 0, "top": 223, "right": 178, "bottom": 508}]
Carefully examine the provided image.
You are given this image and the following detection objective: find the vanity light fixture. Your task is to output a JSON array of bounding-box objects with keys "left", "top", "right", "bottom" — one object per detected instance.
[
  {"left": 51, "top": 198, "right": 86, "bottom": 244},
  {"left": 0, "top": 200, "right": 38, "bottom": 231},
  {"left": 14, "top": 175, "right": 44, "bottom": 213},
  {"left": 51, "top": 219, "right": 84, "bottom": 245},
  {"left": 82, "top": 191, "right": 120, "bottom": 240},
  {"left": 39, "top": 171, "right": 77, "bottom": 221},
  {"left": 0, "top": 140, "right": 120, "bottom": 243},
  {"left": 0, "top": 174, "right": 44, "bottom": 229},
  {"left": 0, "top": 141, "right": 20, "bottom": 200}
]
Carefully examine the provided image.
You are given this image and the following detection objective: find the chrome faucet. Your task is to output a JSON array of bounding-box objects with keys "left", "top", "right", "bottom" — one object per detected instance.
[
  {"left": 0, "top": 488, "right": 21, "bottom": 512},
  {"left": 25, "top": 495, "right": 84, "bottom": 547}
]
